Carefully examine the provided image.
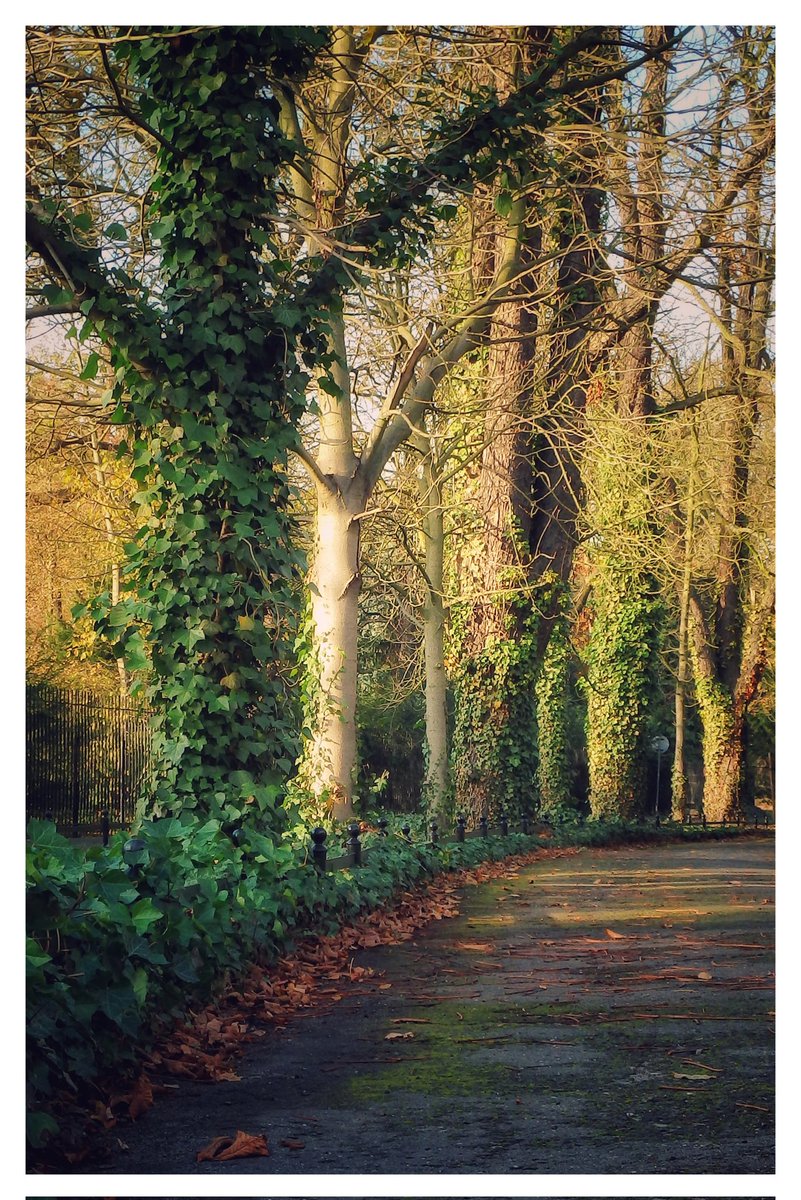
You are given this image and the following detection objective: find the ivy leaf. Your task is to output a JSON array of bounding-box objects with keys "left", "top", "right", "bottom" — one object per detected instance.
[
  {"left": 494, "top": 191, "right": 513, "bottom": 218},
  {"left": 79, "top": 353, "right": 101, "bottom": 381}
]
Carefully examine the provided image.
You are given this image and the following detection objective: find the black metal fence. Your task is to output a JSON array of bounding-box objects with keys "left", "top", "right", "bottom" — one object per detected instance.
[{"left": 26, "top": 686, "right": 152, "bottom": 832}]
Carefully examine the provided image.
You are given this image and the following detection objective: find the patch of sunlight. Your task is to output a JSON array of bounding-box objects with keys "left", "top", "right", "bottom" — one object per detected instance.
[
  {"left": 545, "top": 902, "right": 774, "bottom": 924},
  {"left": 532, "top": 880, "right": 774, "bottom": 891},
  {"left": 461, "top": 913, "right": 517, "bottom": 926},
  {"left": 533, "top": 867, "right": 771, "bottom": 881}
]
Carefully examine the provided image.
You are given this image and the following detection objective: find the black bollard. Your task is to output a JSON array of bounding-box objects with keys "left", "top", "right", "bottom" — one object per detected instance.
[
  {"left": 431, "top": 820, "right": 439, "bottom": 844},
  {"left": 521, "top": 810, "right": 530, "bottom": 836},
  {"left": 101, "top": 809, "right": 110, "bottom": 848},
  {"left": 378, "top": 817, "right": 388, "bottom": 837},
  {"left": 311, "top": 827, "right": 328, "bottom": 872},
  {"left": 456, "top": 813, "right": 466, "bottom": 843},
  {"left": 499, "top": 810, "right": 508, "bottom": 837},
  {"left": 479, "top": 815, "right": 488, "bottom": 838},
  {"left": 401, "top": 823, "right": 411, "bottom": 841},
  {"left": 348, "top": 821, "right": 362, "bottom": 866}
]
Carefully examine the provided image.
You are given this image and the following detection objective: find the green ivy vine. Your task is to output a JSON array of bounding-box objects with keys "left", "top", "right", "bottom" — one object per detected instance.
[
  {"left": 582, "top": 565, "right": 662, "bottom": 820},
  {"left": 535, "top": 599, "right": 574, "bottom": 817},
  {"left": 692, "top": 672, "right": 740, "bottom": 821}
]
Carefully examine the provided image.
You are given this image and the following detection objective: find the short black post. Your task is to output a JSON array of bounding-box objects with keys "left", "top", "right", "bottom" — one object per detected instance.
[
  {"left": 311, "top": 827, "right": 328, "bottom": 871},
  {"left": 101, "top": 809, "right": 110, "bottom": 847},
  {"left": 521, "top": 811, "right": 530, "bottom": 836},
  {"left": 401, "top": 823, "right": 411, "bottom": 841},
  {"left": 348, "top": 821, "right": 362, "bottom": 866},
  {"left": 499, "top": 810, "right": 508, "bottom": 837},
  {"left": 431, "top": 820, "right": 438, "bottom": 844},
  {"left": 456, "top": 813, "right": 466, "bottom": 843},
  {"left": 479, "top": 815, "right": 488, "bottom": 838},
  {"left": 44, "top": 810, "right": 53, "bottom": 824},
  {"left": 378, "top": 817, "right": 388, "bottom": 837}
]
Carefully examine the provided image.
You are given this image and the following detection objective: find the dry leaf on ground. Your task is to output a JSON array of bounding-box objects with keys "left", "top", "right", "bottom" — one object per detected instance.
[{"left": 196, "top": 1130, "right": 269, "bottom": 1162}]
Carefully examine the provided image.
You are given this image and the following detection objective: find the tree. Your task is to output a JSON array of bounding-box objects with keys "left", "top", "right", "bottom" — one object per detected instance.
[{"left": 27, "top": 27, "right": 332, "bottom": 831}]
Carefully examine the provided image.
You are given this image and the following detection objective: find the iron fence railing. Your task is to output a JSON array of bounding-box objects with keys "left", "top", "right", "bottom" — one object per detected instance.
[{"left": 26, "top": 686, "right": 152, "bottom": 833}]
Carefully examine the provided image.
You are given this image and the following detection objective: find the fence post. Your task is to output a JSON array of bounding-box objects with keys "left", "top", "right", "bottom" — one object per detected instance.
[
  {"left": 479, "top": 815, "right": 488, "bottom": 838},
  {"left": 70, "top": 729, "right": 80, "bottom": 836},
  {"left": 348, "top": 821, "right": 362, "bottom": 866},
  {"left": 499, "top": 810, "right": 508, "bottom": 836},
  {"left": 430, "top": 820, "right": 438, "bottom": 844},
  {"left": 311, "top": 827, "right": 328, "bottom": 871},
  {"left": 456, "top": 813, "right": 466, "bottom": 843},
  {"left": 521, "top": 810, "right": 530, "bottom": 835},
  {"left": 119, "top": 727, "right": 127, "bottom": 825},
  {"left": 101, "top": 809, "right": 110, "bottom": 847}
]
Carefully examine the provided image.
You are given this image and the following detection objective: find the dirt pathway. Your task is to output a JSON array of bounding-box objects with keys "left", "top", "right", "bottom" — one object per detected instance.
[{"left": 95, "top": 837, "right": 774, "bottom": 1174}]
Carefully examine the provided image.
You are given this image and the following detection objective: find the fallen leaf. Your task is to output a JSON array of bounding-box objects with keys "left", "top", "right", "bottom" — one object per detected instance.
[
  {"left": 698, "top": 970, "right": 713, "bottom": 980},
  {"left": 673, "top": 1072, "right": 711, "bottom": 1081},
  {"left": 64, "top": 1148, "right": 90, "bottom": 1164},
  {"left": 378, "top": 982, "right": 392, "bottom": 990},
  {"left": 280, "top": 1138, "right": 306, "bottom": 1150},
  {"left": 197, "top": 1130, "right": 269, "bottom": 1162},
  {"left": 128, "top": 1074, "right": 154, "bottom": 1121},
  {"left": 384, "top": 1030, "right": 415, "bottom": 1041},
  {"left": 605, "top": 928, "right": 626, "bottom": 940}
]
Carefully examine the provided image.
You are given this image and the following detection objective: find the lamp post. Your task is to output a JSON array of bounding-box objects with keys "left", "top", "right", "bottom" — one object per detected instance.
[{"left": 650, "top": 735, "right": 669, "bottom": 821}]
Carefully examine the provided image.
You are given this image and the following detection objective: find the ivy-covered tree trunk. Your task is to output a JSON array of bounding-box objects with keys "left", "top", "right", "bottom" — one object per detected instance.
[
  {"left": 27, "top": 28, "right": 328, "bottom": 832},
  {"left": 687, "top": 49, "right": 774, "bottom": 821},
  {"left": 583, "top": 26, "right": 673, "bottom": 821},
  {"left": 585, "top": 568, "right": 661, "bottom": 819},
  {"left": 535, "top": 609, "right": 573, "bottom": 816},
  {"left": 450, "top": 183, "right": 540, "bottom": 823}
]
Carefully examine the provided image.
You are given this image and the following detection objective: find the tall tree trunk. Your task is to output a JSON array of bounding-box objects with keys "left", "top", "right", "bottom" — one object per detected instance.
[
  {"left": 303, "top": 302, "right": 365, "bottom": 821},
  {"left": 307, "top": 475, "right": 366, "bottom": 820},
  {"left": 585, "top": 26, "right": 673, "bottom": 820},
  {"left": 418, "top": 446, "right": 449, "bottom": 821},
  {"left": 671, "top": 419, "right": 698, "bottom": 820}
]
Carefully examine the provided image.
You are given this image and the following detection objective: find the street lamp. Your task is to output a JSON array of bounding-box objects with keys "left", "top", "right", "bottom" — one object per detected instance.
[{"left": 650, "top": 735, "right": 669, "bottom": 820}]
